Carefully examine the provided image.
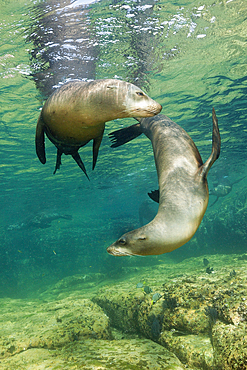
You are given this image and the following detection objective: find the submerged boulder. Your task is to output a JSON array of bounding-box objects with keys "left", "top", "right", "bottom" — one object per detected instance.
[
  {"left": 0, "top": 337, "right": 187, "bottom": 370},
  {"left": 93, "top": 255, "right": 247, "bottom": 370},
  {"left": 212, "top": 322, "right": 247, "bottom": 370},
  {"left": 0, "top": 297, "right": 112, "bottom": 358}
]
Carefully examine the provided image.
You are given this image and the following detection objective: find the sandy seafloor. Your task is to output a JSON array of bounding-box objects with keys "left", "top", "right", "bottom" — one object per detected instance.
[{"left": 0, "top": 253, "right": 246, "bottom": 370}]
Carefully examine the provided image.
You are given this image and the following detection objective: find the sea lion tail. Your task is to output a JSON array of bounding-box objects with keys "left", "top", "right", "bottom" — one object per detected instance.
[
  {"left": 109, "top": 123, "right": 142, "bottom": 148},
  {"left": 200, "top": 108, "right": 221, "bottom": 178},
  {"left": 35, "top": 112, "right": 46, "bottom": 164}
]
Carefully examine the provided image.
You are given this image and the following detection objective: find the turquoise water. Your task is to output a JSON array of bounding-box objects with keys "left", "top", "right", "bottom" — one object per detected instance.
[{"left": 0, "top": 0, "right": 247, "bottom": 297}]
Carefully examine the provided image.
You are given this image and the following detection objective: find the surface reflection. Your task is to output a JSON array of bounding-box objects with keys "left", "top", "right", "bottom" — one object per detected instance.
[
  {"left": 26, "top": 0, "right": 170, "bottom": 97},
  {"left": 26, "top": 0, "right": 98, "bottom": 97}
]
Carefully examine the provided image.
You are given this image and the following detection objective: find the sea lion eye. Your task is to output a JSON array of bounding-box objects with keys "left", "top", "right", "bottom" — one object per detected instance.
[
  {"left": 118, "top": 237, "right": 126, "bottom": 245},
  {"left": 136, "top": 91, "right": 145, "bottom": 97}
]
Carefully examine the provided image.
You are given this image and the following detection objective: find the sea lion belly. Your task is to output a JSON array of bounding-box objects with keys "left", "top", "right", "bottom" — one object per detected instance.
[{"left": 43, "top": 111, "right": 105, "bottom": 147}]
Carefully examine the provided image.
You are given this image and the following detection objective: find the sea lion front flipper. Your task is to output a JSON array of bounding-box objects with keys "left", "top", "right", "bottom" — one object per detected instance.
[
  {"left": 200, "top": 108, "right": 221, "bottom": 178},
  {"left": 148, "top": 189, "right": 160, "bottom": 203},
  {"left": 53, "top": 148, "right": 63, "bottom": 174},
  {"left": 109, "top": 123, "right": 142, "bottom": 148},
  {"left": 35, "top": 113, "right": 46, "bottom": 164},
  {"left": 92, "top": 133, "right": 104, "bottom": 170},
  {"left": 71, "top": 151, "right": 90, "bottom": 181}
]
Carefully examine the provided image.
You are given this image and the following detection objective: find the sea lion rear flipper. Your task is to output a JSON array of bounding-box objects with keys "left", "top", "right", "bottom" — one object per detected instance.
[
  {"left": 53, "top": 148, "right": 63, "bottom": 174},
  {"left": 35, "top": 113, "right": 46, "bottom": 164},
  {"left": 200, "top": 108, "right": 221, "bottom": 178},
  {"left": 148, "top": 189, "right": 160, "bottom": 203},
  {"left": 71, "top": 151, "right": 90, "bottom": 181},
  {"left": 92, "top": 133, "right": 104, "bottom": 170},
  {"left": 109, "top": 123, "right": 142, "bottom": 148}
]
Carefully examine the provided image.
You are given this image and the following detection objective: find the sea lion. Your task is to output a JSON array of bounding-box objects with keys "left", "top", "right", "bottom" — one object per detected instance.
[
  {"left": 7, "top": 212, "right": 72, "bottom": 230},
  {"left": 35, "top": 79, "right": 162, "bottom": 177},
  {"left": 107, "top": 108, "right": 220, "bottom": 256},
  {"left": 209, "top": 175, "right": 246, "bottom": 207}
]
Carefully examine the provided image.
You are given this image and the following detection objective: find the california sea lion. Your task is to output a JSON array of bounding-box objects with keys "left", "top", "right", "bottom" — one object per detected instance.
[
  {"left": 107, "top": 108, "right": 220, "bottom": 256},
  {"left": 35, "top": 79, "right": 162, "bottom": 178},
  {"left": 209, "top": 175, "right": 246, "bottom": 207},
  {"left": 7, "top": 212, "right": 72, "bottom": 230}
]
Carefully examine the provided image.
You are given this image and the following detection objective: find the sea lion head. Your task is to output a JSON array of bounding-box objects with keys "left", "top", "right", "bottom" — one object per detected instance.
[
  {"left": 124, "top": 82, "right": 162, "bottom": 117},
  {"left": 107, "top": 216, "right": 197, "bottom": 257},
  {"left": 107, "top": 226, "right": 160, "bottom": 257},
  {"left": 98, "top": 79, "right": 162, "bottom": 119}
]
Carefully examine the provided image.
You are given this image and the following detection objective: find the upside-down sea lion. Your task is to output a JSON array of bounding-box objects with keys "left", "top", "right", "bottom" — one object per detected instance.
[
  {"left": 35, "top": 79, "right": 162, "bottom": 178},
  {"left": 107, "top": 109, "right": 221, "bottom": 256}
]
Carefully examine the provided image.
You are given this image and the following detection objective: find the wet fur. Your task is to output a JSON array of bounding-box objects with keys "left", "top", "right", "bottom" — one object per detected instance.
[
  {"left": 35, "top": 79, "right": 162, "bottom": 177},
  {"left": 107, "top": 109, "right": 220, "bottom": 256}
]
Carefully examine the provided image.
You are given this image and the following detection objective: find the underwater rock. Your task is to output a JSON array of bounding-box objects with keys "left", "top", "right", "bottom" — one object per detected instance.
[
  {"left": 159, "top": 331, "right": 214, "bottom": 370},
  {"left": 29, "top": 299, "right": 112, "bottom": 349},
  {"left": 0, "top": 297, "right": 112, "bottom": 358},
  {"left": 93, "top": 255, "right": 247, "bottom": 370},
  {"left": 1, "top": 254, "right": 246, "bottom": 369},
  {"left": 212, "top": 321, "right": 247, "bottom": 370},
  {"left": 0, "top": 338, "right": 187, "bottom": 370},
  {"left": 93, "top": 289, "right": 145, "bottom": 333}
]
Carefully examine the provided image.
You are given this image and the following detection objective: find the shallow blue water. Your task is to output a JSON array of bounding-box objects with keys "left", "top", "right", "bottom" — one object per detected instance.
[{"left": 0, "top": 0, "right": 246, "bottom": 297}]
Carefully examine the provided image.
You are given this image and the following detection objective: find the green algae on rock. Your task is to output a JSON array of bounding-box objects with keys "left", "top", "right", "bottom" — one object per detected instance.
[
  {"left": 212, "top": 321, "right": 247, "bottom": 370},
  {"left": 0, "top": 297, "right": 112, "bottom": 359},
  {"left": 0, "top": 254, "right": 246, "bottom": 369},
  {"left": 0, "top": 337, "right": 187, "bottom": 370},
  {"left": 93, "top": 254, "right": 247, "bottom": 370}
]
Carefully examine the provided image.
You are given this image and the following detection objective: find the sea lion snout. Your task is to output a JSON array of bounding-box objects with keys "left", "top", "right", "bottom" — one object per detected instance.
[
  {"left": 125, "top": 87, "right": 162, "bottom": 117},
  {"left": 107, "top": 235, "right": 131, "bottom": 256},
  {"left": 133, "top": 106, "right": 162, "bottom": 117},
  {"left": 107, "top": 243, "right": 135, "bottom": 257},
  {"left": 107, "top": 231, "right": 150, "bottom": 256}
]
